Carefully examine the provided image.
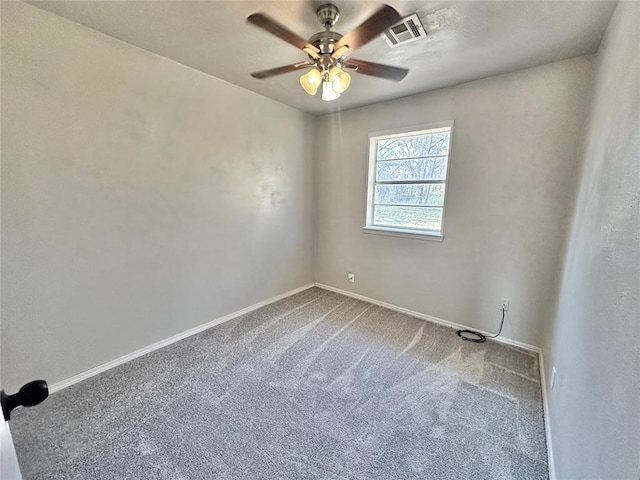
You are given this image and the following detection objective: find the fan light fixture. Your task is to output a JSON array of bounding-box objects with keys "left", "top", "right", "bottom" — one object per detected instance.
[
  {"left": 329, "top": 66, "right": 351, "bottom": 93},
  {"left": 302, "top": 66, "right": 351, "bottom": 101},
  {"left": 300, "top": 69, "right": 322, "bottom": 95},
  {"left": 321, "top": 79, "right": 341, "bottom": 101}
]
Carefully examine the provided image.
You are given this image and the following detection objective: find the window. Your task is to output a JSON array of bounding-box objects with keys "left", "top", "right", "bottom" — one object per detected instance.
[{"left": 364, "top": 121, "right": 454, "bottom": 240}]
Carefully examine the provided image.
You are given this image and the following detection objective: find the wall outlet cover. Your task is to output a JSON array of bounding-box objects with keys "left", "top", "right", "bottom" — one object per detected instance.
[{"left": 501, "top": 298, "right": 510, "bottom": 311}]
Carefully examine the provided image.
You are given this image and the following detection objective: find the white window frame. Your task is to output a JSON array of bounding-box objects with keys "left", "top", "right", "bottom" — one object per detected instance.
[{"left": 363, "top": 120, "right": 454, "bottom": 241}]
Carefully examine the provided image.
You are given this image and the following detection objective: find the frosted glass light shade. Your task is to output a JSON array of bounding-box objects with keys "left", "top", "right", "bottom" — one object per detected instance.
[
  {"left": 321, "top": 81, "right": 341, "bottom": 101},
  {"left": 299, "top": 69, "right": 322, "bottom": 95},
  {"left": 329, "top": 66, "right": 351, "bottom": 94}
]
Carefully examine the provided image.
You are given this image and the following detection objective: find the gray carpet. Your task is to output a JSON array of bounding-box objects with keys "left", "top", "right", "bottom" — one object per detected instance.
[{"left": 11, "top": 287, "right": 548, "bottom": 479}]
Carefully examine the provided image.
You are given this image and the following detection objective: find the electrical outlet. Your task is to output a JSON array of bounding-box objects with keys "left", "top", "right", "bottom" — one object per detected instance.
[
  {"left": 501, "top": 298, "right": 510, "bottom": 311},
  {"left": 551, "top": 366, "right": 557, "bottom": 389},
  {"left": 347, "top": 272, "right": 355, "bottom": 283}
]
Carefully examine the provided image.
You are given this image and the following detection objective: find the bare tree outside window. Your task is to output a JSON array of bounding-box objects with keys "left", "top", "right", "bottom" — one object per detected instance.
[{"left": 366, "top": 123, "right": 453, "bottom": 236}]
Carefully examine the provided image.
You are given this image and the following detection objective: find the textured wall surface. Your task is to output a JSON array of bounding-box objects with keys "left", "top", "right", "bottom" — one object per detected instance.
[
  {"left": 1, "top": 2, "right": 314, "bottom": 390},
  {"left": 543, "top": 2, "right": 640, "bottom": 479},
  {"left": 314, "top": 56, "right": 595, "bottom": 347}
]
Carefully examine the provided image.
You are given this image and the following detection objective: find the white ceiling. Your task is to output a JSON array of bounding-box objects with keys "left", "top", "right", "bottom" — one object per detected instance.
[{"left": 27, "top": 1, "right": 616, "bottom": 115}]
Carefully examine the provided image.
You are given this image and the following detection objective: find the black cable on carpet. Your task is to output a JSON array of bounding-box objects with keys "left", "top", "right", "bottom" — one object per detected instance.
[{"left": 457, "top": 306, "right": 506, "bottom": 343}]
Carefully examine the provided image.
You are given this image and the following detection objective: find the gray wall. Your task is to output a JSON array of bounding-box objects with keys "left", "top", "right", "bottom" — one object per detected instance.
[
  {"left": 314, "top": 57, "right": 595, "bottom": 348},
  {"left": 543, "top": 2, "right": 640, "bottom": 479},
  {"left": 1, "top": 2, "right": 314, "bottom": 390}
]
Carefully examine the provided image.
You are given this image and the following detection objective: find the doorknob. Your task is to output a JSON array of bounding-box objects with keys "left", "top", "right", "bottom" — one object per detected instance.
[{"left": 1, "top": 380, "right": 49, "bottom": 421}]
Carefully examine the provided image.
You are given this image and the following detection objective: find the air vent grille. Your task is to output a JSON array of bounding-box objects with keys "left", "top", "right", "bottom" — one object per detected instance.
[
  {"left": 408, "top": 19, "right": 420, "bottom": 37},
  {"left": 382, "top": 13, "right": 426, "bottom": 48}
]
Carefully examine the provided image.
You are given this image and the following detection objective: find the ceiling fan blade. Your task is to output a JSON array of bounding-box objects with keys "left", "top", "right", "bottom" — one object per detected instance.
[
  {"left": 247, "top": 13, "right": 320, "bottom": 58},
  {"left": 332, "top": 5, "right": 401, "bottom": 58},
  {"left": 343, "top": 58, "right": 409, "bottom": 81},
  {"left": 250, "top": 62, "right": 313, "bottom": 79}
]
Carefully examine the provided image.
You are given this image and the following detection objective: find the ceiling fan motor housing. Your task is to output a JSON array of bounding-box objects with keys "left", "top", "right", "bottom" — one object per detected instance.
[
  {"left": 316, "top": 4, "right": 340, "bottom": 27},
  {"left": 309, "top": 31, "right": 343, "bottom": 54},
  {"left": 310, "top": 4, "right": 344, "bottom": 60}
]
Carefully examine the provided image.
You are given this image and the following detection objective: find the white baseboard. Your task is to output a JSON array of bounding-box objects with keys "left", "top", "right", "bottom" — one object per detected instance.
[
  {"left": 49, "top": 283, "right": 315, "bottom": 393},
  {"left": 314, "top": 283, "right": 540, "bottom": 353},
  {"left": 538, "top": 352, "right": 556, "bottom": 480}
]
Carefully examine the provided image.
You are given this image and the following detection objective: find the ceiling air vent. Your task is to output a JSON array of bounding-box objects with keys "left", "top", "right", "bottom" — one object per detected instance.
[{"left": 382, "top": 13, "right": 426, "bottom": 48}]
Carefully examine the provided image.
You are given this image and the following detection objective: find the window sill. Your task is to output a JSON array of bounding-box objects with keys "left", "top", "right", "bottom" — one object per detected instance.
[{"left": 362, "top": 226, "right": 444, "bottom": 242}]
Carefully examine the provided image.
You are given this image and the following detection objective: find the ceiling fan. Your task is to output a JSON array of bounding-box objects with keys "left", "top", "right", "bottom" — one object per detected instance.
[{"left": 247, "top": 3, "right": 409, "bottom": 101}]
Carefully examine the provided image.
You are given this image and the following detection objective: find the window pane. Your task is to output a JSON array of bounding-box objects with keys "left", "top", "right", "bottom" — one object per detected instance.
[
  {"left": 375, "top": 183, "right": 445, "bottom": 206},
  {"left": 377, "top": 131, "right": 450, "bottom": 160},
  {"left": 373, "top": 205, "right": 443, "bottom": 231},
  {"left": 376, "top": 157, "right": 448, "bottom": 181}
]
